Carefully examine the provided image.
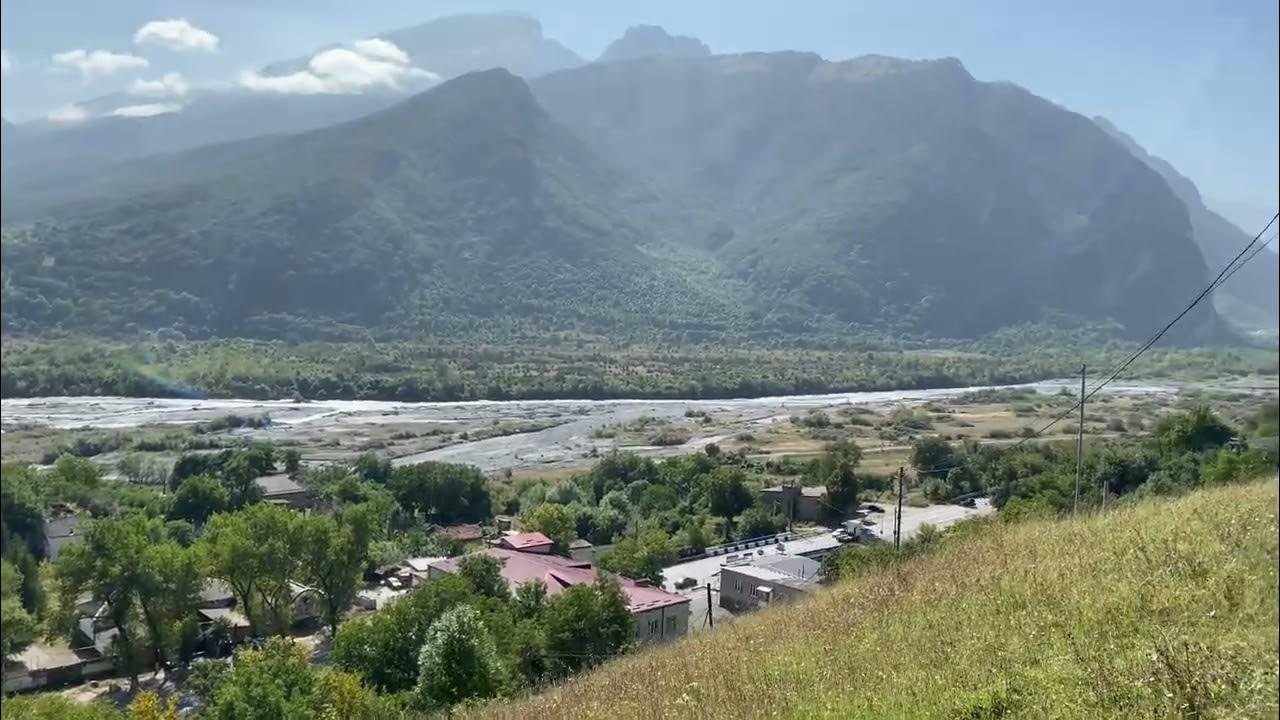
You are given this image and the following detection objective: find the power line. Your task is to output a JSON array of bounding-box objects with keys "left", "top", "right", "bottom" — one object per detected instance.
[{"left": 908, "top": 212, "right": 1279, "bottom": 478}]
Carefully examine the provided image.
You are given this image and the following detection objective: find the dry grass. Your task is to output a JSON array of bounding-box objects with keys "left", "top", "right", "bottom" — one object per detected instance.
[{"left": 471, "top": 479, "right": 1279, "bottom": 719}]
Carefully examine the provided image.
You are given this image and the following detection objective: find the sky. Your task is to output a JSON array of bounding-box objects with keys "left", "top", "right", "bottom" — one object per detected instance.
[{"left": 1, "top": 0, "right": 1277, "bottom": 219}]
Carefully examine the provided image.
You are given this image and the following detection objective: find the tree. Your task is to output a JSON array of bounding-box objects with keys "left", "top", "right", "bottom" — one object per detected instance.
[
  {"left": 117, "top": 455, "right": 169, "bottom": 487},
  {"left": 126, "top": 692, "right": 179, "bottom": 720},
  {"left": 55, "top": 515, "right": 162, "bottom": 689},
  {"left": 168, "top": 475, "right": 228, "bottom": 526},
  {"left": 0, "top": 695, "right": 126, "bottom": 720},
  {"left": 415, "top": 605, "right": 505, "bottom": 709},
  {"left": 1, "top": 559, "right": 37, "bottom": 659},
  {"left": 1, "top": 464, "right": 46, "bottom": 558},
  {"left": 512, "top": 578, "right": 548, "bottom": 620},
  {"left": 200, "top": 504, "right": 304, "bottom": 636},
  {"left": 331, "top": 574, "right": 476, "bottom": 692},
  {"left": 1154, "top": 406, "right": 1236, "bottom": 456},
  {"left": 298, "top": 508, "right": 373, "bottom": 634},
  {"left": 522, "top": 503, "right": 577, "bottom": 553},
  {"left": 735, "top": 506, "right": 787, "bottom": 540},
  {"left": 820, "top": 444, "right": 862, "bottom": 518},
  {"left": 458, "top": 554, "right": 509, "bottom": 599},
  {"left": 911, "top": 436, "right": 955, "bottom": 480},
  {"left": 282, "top": 449, "right": 303, "bottom": 479},
  {"left": 598, "top": 529, "right": 678, "bottom": 584},
  {"left": 702, "top": 467, "right": 752, "bottom": 537},
  {"left": 134, "top": 542, "right": 202, "bottom": 672},
  {"left": 543, "top": 575, "right": 633, "bottom": 677},
  {"left": 205, "top": 638, "right": 382, "bottom": 720}
]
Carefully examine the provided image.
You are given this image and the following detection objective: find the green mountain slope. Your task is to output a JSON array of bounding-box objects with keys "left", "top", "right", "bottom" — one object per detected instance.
[
  {"left": 2, "top": 55, "right": 1233, "bottom": 343},
  {"left": 472, "top": 479, "right": 1279, "bottom": 719},
  {"left": 0, "top": 70, "right": 743, "bottom": 339},
  {"left": 532, "top": 53, "right": 1225, "bottom": 340}
]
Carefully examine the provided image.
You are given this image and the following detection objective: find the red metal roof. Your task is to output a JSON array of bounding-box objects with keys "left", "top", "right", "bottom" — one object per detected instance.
[
  {"left": 430, "top": 548, "right": 688, "bottom": 613},
  {"left": 498, "top": 532, "right": 554, "bottom": 550}
]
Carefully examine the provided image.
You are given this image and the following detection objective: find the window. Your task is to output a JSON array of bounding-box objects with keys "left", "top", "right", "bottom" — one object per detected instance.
[
  {"left": 648, "top": 618, "right": 659, "bottom": 636},
  {"left": 665, "top": 616, "right": 677, "bottom": 633}
]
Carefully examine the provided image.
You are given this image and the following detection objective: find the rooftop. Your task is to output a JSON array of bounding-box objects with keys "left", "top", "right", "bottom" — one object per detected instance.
[
  {"left": 498, "top": 531, "right": 554, "bottom": 550},
  {"left": 255, "top": 473, "right": 305, "bottom": 497},
  {"left": 436, "top": 523, "right": 485, "bottom": 542},
  {"left": 431, "top": 548, "right": 688, "bottom": 613},
  {"left": 761, "top": 485, "right": 828, "bottom": 498},
  {"left": 724, "top": 554, "right": 823, "bottom": 591}
]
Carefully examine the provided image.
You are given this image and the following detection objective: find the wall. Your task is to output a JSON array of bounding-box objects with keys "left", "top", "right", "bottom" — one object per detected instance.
[
  {"left": 632, "top": 603, "right": 689, "bottom": 644},
  {"left": 719, "top": 567, "right": 811, "bottom": 611}
]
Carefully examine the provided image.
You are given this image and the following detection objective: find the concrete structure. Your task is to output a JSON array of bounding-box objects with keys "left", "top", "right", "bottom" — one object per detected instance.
[
  {"left": 255, "top": 473, "right": 311, "bottom": 510},
  {"left": 759, "top": 485, "right": 828, "bottom": 523},
  {"left": 719, "top": 555, "right": 822, "bottom": 612},
  {"left": 495, "top": 531, "right": 554, "bottom": 554},
  {"left": 2, "top": 641, "right": 114, "bottom": 694},
  {"left": 429, "top": 548, "right": 689, "bottom": 644},
  {"left": 568, "top": 539, "right": 596, "bottom": 562},
  {"left": 354, "top": 585, "right": 407, "bottom": 611}
]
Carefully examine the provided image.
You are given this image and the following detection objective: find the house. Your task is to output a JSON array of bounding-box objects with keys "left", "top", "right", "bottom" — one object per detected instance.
[
  {"left": 354, "top": 585, "right": 407, "bottom": 611},
  {"left": 719, "top": 554, "right": 822, "bottom": 612},
  {"left": 41, "top": 509, "right": 82, "bottom": 561},
  {"left": 254, "top": 473, "right": 311, "bottom": 510},
  {"left": 2, "top": 640, "right": 114, "bottom": 694},
  {"left": 759, "top": 485, "right": 828, "bottom": 524},
  {"left": 435, "top": 523, "right": 485, "bottom": 544},
  {"left": 494, "top": 531, "right": 554, "bottom": 554},
  {"left": 428, "top": 548, "right": 689, "bottom": 644},
  {"left": 494, "top": 515, "right": 516, "bottom": 532}
]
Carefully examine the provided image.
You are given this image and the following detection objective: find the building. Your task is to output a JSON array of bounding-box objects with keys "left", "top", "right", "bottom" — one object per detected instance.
[
  {"left": 255, "top": 473, "right": 311, "bottom": 510},
  {"left": 568, "top": 539, "right": 596, "bottom": 562},
  {"left": 41, "top": 509, "right": 82, "bottom": 561},
  {"left": 759, "top": 485, "right": 828, "bottom": 524},
  {"left": 719, "top": 554, "right": 822, "bottom": 612},
  {"left": 494, "top": 531, "right": 554, "bottom": 554},
  {"left": 428, "top": 548, "right": 689, "bottom": 644}
]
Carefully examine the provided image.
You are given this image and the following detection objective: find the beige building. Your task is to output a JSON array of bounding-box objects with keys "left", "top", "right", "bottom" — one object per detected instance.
[
  {"left": 759, "top": 485, "right": 828, "bottom": 524},
  {"left": 719, "top": 555, "right": 822, "bottom": 612}
]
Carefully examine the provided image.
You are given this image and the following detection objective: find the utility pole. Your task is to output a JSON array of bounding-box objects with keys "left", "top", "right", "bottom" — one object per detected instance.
[
  {"left": 894, "top": 466, "right": 905, "bottom": 550},
  {"left": 704, "top": 583, "right": 714, "bottom": 629},
  {"left": 1074, "top": 364, "right": 1085, "bottom": 514}
]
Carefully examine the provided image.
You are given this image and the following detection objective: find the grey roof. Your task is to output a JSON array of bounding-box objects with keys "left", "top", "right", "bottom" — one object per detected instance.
[
  {"left": 255, "top": 473, "right": 304, "bottom": 496},
  {"left": 723, "top": 554, "right": 822, "bottom": 591}
]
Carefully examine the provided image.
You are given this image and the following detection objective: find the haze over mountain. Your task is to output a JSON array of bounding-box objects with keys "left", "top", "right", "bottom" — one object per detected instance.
[
  {"left": 599, "top": 25, "right": 711, "bottom": 62},
  {"left": 1, "top": 48, "right": 1226, "bottom": 344},
  {"left": 1095, "top": 117, "right": 1279, "bottom": 332}
]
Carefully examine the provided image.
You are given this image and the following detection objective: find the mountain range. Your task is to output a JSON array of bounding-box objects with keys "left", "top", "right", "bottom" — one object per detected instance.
[{"left": 1, "top": 16, "right": 1267, "bottom": 344}]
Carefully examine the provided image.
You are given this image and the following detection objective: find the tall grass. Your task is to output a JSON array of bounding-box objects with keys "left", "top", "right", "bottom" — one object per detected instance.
[{"left": 472, "top": 479, "right": 1279, "bottom": 719}]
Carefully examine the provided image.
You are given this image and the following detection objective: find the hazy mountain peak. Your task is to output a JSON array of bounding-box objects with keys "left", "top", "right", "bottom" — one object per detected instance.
[
  {"left": 599, "top": 24, "right": 711, "bottom": 62},
  {"left": 817, "top": 54, "right": 972, "bottom": 83}
]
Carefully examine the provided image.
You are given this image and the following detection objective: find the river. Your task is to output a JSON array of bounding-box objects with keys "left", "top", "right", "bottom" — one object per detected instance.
[{"left": 1, "top": 379, "right": 1179, "bottom": 472}]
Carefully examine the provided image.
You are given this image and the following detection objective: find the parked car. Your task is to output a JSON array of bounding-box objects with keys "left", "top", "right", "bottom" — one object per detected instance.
[
  {"left": 863, "top": 503, "right": 885, "bottom": 513},
  {"left": 961, "top": 497, "right": 977, "bottom": 508},
  {"left": 675, "top": 576, "right": 698, "bottom": 590}
]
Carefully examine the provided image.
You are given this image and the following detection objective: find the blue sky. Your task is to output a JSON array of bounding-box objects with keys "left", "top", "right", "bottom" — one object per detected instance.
[{"left": 2, "top": 0, "right": 1276, "bottom": 219}]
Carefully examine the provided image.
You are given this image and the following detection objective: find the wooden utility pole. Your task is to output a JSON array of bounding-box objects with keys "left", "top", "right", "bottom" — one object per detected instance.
[
  {"left": 1074, "top": 364, "right": 1086, "bottom": 514},
  {"left": 894, "top": 466, "right": 905, "bottom": 550}
]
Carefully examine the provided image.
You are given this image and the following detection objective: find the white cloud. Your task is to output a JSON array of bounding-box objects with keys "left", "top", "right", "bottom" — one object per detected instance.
[
  {"left": 129, "top": 72, "right": 189, "bottom": 98},
  {"left": 53, "top": 49, "right": 148, "bottom": 79},
  {"left": 239, "top": 38, "right": 436, "bottom": 95},
  {"left": 351, "top": 38, "right": 409, "bottom": 65},
  {"left": 133, "top": 19, "right": 219, "bottom": 52},
  {"left": 1, "top": 49, "right": 10, "bottom": 76},
  {"left": 110, "top": 102, "right": 183, "bottom": 118},
  {"left": 47, "top": 104, "right": 90, "bottom": 123}
]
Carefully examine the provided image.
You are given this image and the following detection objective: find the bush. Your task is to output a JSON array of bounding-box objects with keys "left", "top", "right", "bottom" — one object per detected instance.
[
  {"left": 647, "top": 428, "right": 692, "bottom": 446},
  {"left": 1105, "top": 417, "right": 1127, "bottom": 433}
]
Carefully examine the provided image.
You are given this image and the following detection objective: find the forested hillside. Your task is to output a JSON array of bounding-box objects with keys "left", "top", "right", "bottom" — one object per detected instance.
[{"left": 1, "top": 54, "right": 1229, "bottom": 344}]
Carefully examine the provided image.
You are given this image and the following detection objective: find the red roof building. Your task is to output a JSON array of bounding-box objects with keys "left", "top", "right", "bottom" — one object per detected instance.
[
  {"left": 428, "top": 548, "right": 689, "bottom": 643},
  {"left": 495, "top": 531, "right": 554, "bottom": 554}
]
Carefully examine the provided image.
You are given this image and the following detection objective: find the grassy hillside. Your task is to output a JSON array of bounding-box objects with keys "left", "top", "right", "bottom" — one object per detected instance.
[{"left": 473, "top": 479, "right": 1279, "bottom": 719}]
